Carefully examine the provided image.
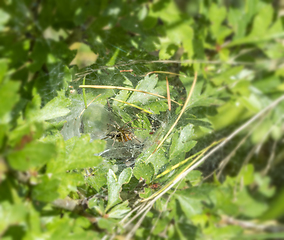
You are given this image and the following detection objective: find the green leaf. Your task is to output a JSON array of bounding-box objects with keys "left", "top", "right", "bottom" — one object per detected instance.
[
  {"left": 45, "top": 134, "right": 105, "bottom": 176},
  {"left": 143, "top": 101, "right": 169, "bottom": 114},
  {"left": 139, "top": 188, "right": 152, "bottom": 199},
  {"left": 0, "top": 81, "right": 20, "bottom": 123},
  {"left": 235, "top": 188, "right": 268, "bottom": 218},
  {"left": 228, "top": 8, "right": 249, "bottom": 40},
  {"left": 32, "top": 175, "right": 60, "bottom": 202},
  {"left": 0, "top": 59, "right": 9, "bottom": 84},
  {"left": 62, "top": 135, "right": 105, "bottom": 171},
  {"left": 73, "top": 217, "right": 91, "bottom": 232},
  {"left": 143, "top": 16, "right": 157, "bottom": 29},
  {"left": 89, "top": 198, "right": 105, "bottom": 216},
  {"left": 261, "top": 188, "right": 284, "bottom": 220},
  {"left": 35, "top": 95, "right": 71, "bottom": 121},
  {"left": 211, "top": 66, "right": 244, "bottom": 86},
  {"left": 183, "top": 170, "right": 202, "bottom": 187},
  {"left": 236, "top": 164, "right": 254, "bottom": 186},
  {"left": 46, "top": 217, "right": 72, "bottom": 239},
  {"left": 106, "top": 168, "right": 132, "bottom": 212},
  {"left": 169, "top": 124, "right": 197, "bottom": 160},
  {"left": 133, "top": 160, "right": 154, "bottom": 184},
  {"left": 211, "top": 183, "right": 239, "bottom": 216},
  {"left": 25, "top": 92, "right": 42, "bottom": 120},
  {"left": 253, "top": 75, "right": 281, "bottom": 94},
  {"left": 204, "top": 225, "right": 242, "bottom": 239},
  {"left": 147, "top": 148, "right": 167, "bottom": 175},
  {"left": 106, "top": 48, "right": 120, "bottom": 66},
  {"left": 249, "top": 5, "right": 273, "bottom": 38},
  {"left": 29, "top": 39, "right": 49, "bottom": 72},
  {"left": 254, "top": 173, "right": 275, "bottom": 198},
  {"left": 175, "top": 222, "right": 197, "bottom": 240},
  {"left": 57, "top": 173, "right": 84, "bottom": 198},
  {"left": 208, "top": 3, "right": 232, "bottom": 43},
  {"left": 0, "top": 201, "right": 28, "bottom": 234},
  {"left": 107, "top": 201, "right": 131, "bottom": 219},
  {"left": 127, "top": 75, "right": 161, "bottom": 105},
  {"left": 0, "top": 124, "right": 8, "bottom": 147},
  {"left": 0, "top": 9, "right": 10, "bottom": 30},
  {"left": 97, "top": 218, "right": 117, "bottom": 233},
  {"left": 228, "top": 4, "right": 284, "bottom": 46},
  {"left": 118, "top": 167, "right": 132, "bottom": 185},
  {"left": 8, "top": 121, "right": 44, "bottom": 148},
  {"left": 175, "top": 185, "right": 213, "bottom": 218},
  {"left": 85, "top": 169, "right": 107, "bottom": 192},
  {"left": 7, "top": 141, "right": 56, "bottom": 171}
]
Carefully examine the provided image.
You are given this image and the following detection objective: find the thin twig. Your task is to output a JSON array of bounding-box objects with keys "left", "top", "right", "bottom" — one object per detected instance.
[
  {"left": 110, "top": 98, "right": 153, "bottom": 114},
  {"left": 146, "top": 180, "right": 183, "bottom": 240},
  {"left": 125, "top": 201, "right": 154, "bottom": 240},
  {"left": 146, "top": 71, "right": 187, "bottom": 78},
  {"left": 166, "top": 76, "right": 171, "bottom": 111},
  {"left": 255, "top": 114, "right": 284, "bottom": 154},
  {"left": 77, "top": 94, "right": 101, "bottom": 119},
  {"left": 82, "top": 76, "right": 87, "bottom": 109},
  {"left": 79, "top": 85, "right": 182, "bottom": 106},
  {"left": 155, "top": 139, "right": 222, "bottom": 180},
  {"left": 123, "top": 202, "right": 150, "bottom": 229},
  {"left": 220, "top": 215, "right": 284, "bottom": 232},
  {"left": 261, "top": 140, "right": 277, "bottom": 176},
  {"left": 216, "top": 115, "right": 265, "bottom": 179}
]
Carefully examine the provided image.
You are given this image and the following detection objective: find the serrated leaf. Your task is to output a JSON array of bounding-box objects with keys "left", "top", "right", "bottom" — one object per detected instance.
[
  {"left": 143, "top": 101, "right": 169, "bottom": 114},
  {"left": 57, "top": 173, "right": 85, "bottom": 198},
  {"left": 85, "top": 170, "right": 107, "bottom": 192},
  {"left": 175, "top": 187, "right": 207, "bottom": 218},
  {"left": 63, "top": 135, "right": 105, "bottom": 171},
  {"left": 127, "top": 75, "right": 160, "bottom": 105},
  {"left": 133, "top": 160, "right": 154, "bottom": 184},
  {"left": 228, "top": 4, "right": 284, "bottom": 46},
  {"left": 208, "top": 3, "right": 232, "bottom": 43},
  {"left": 169, "top": 124, "right": 197, "bottom": 160},
  {"left": 36, "top": 95, "right": 71, "bottom": 121},
  {"left": 147, "top": 148, "right": 167, "bottom": 174}
]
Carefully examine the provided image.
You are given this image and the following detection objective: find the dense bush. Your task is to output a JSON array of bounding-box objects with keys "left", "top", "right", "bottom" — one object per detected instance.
[{"left": 1, "top": 0, "right": 284, "bottom": 239}]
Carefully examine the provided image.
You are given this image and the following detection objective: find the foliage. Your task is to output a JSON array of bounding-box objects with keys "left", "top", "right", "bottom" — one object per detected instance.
[{"left": 1, "top": 0, "right": 284, "bottom": 239}]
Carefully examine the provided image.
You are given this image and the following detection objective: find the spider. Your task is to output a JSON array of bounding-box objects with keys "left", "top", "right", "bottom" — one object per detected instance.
[{"left": 102, "top": 120, "right": 141, "bottom": 146}]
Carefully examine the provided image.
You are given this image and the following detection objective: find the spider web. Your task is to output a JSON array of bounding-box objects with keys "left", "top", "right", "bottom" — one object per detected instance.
[
  {"left": 42, "top": 42, "right": 266, "bottom": 215},
  {"left": 45, "top": 51, "right": 234, "bottom": 182}
]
